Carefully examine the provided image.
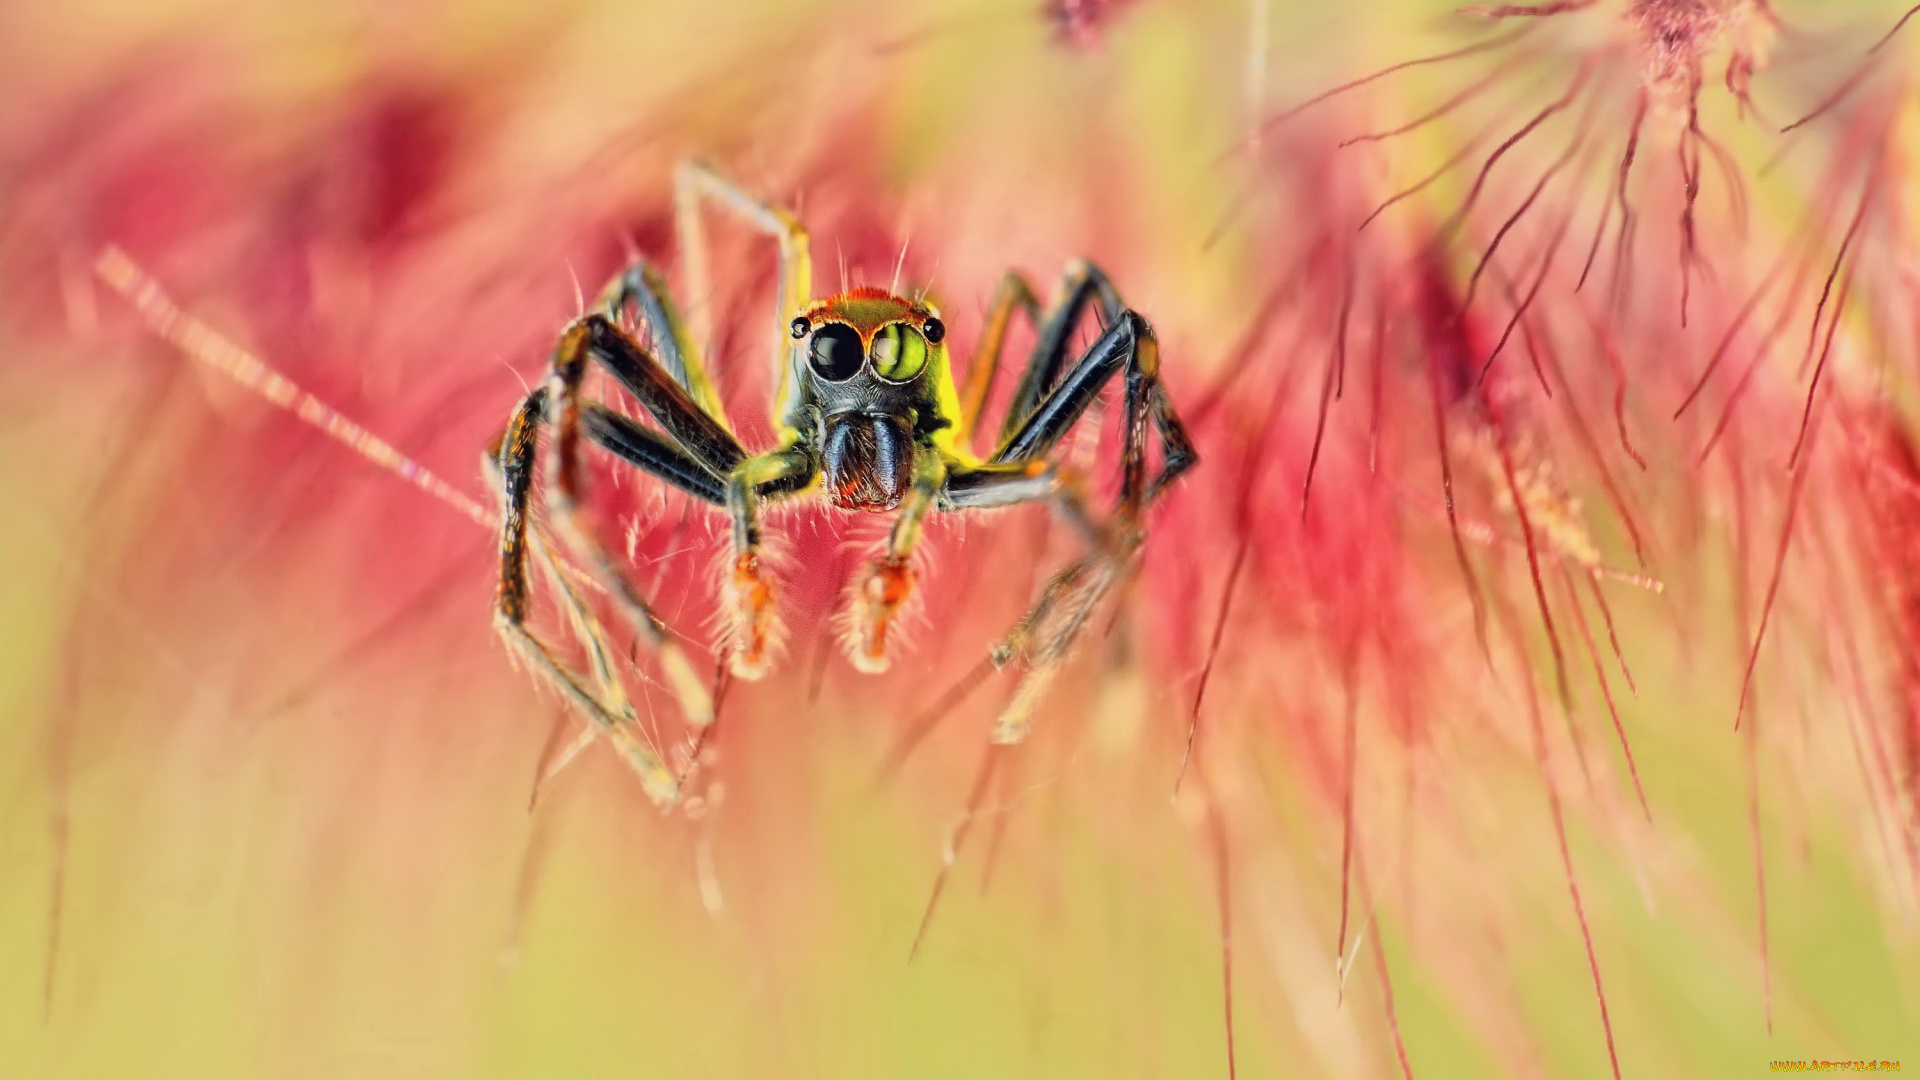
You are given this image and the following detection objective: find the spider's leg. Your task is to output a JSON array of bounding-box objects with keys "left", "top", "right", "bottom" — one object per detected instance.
[
  {"left": 598, "top": 260, "right": 728, "bottom": 423},
  {"left": 567, "top": 315, "right": 747, "bottom": 477},
  {"left": 521, "top": 402, "right": 735, "bottom": 797},
  {"left": 503, "top": 451, "right": 652, "bottom": 803},
  {"left": 489, "top": 388, "right": 681, "bottom": 805},
  {"left": 996, "top": 259, "right": 1127, "bottom": 447},
  {"left": 991, "top": 309, "right": 1197, "bottom": 502},
  {"left": 955, "top": 273, "right": 1042, "bottom": 451},
  {"left": 937, "top": 459, "right": 1110, "bottom": 743},
  {"left": 545, "top": 320, "right": 735, "bottom": 730},
  {"left": 719, "top": 444, "right": 817, "bottom": 679},
  {"left": 1143, "top": 388, "right": 1199, "bottom": 505},
  {"left": 844, "top": 449, "right": 951, "bottom": 673},
  {"left": 988, "top": 552, "right": 1117, "bottom": 744},
  {"left": 958, "top": 308, "right": 1197, "bottom": 743},
  {"left": 675, "top": 159, "right": 813, "bottom": 422},
  {"left": 578, "top": 403, "right": 728, "bottom": 505},
  {"left": 566, "top": 312, "right": 816, "bottom": 683}
]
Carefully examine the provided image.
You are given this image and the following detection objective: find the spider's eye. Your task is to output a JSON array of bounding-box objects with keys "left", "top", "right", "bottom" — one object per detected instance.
[
  {"left": 869, "top": 323, "right": 930, "bottom": 383},
  {"left": 807, "top": 323, "right": 864, "bottom": 381},
  {"left": 921, "top": 317, "right": 945, "bottom": 344},
  {"left": 790, "top": 316, "right": 811, "bottom": 339}
]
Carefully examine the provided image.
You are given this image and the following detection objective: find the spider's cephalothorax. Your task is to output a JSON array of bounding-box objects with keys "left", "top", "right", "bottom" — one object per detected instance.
[
  {"left": 786, "top": 289, "right": 955, "bottom": 512},
  {"left": 487, "top": 162, "right": 1196, "bottom": 806}
]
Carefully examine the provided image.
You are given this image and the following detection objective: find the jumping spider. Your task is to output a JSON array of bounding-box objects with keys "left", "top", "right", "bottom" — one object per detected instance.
[{"left": 488, "top": 161, "right": 1196, "bottom": 805}]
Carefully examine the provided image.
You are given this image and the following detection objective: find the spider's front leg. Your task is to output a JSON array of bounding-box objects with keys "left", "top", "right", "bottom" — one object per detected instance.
[
  {"left": 547, "top": 314, "right": 826, "bottom": 685},
  {"left": 542, "top": 318, "right": 733, "bottom": 727},
  {"left": 670, "top": 158, "right": 826, "bottom": 678},
  {"left": 719, "top": 445, "right": 816, "bottom": 679},
  {"left": 489, "top": 314, "right": 759, "bottom": 803}
]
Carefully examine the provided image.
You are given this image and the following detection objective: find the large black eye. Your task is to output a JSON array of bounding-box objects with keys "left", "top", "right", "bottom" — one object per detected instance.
[{"left": 807, "top": 323, "right": 864, "bottom": 381}]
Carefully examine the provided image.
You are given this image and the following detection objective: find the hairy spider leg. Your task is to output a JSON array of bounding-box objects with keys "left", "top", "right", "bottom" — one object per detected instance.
[
  {"left": 602, "top": 227, "right": 815, "bottom": 686},
  {"left": 489, "top": 389, "right": 683, "bottom": 805},
  {"left": 954, "top": 272, "right": 1042, "bottom": 447},
  {"left": 674, "top": 159, "right": 812, "bottom": 427},
  {"left": 955, "top": 303, "right": 1197, "bottom": 743},
  {"left": 542, "top": 321, "right": 722, "bottom": 724},
  {"left": 490, "top": 305, "right": 793, "bottom": 801},
  {"left": 598, "top": 260, "right": 728, "bottom": 422},
  {"left": 509, "top": 439, "right": 670, "bottom": 806},
  {"left": 896, "top": 271, "right": 1196, "bottom": 970},
  {"left": 514, "top": 404, "right": 744, "bottom": 800},
  {"left": 567, "top": 314, "right": 818, "bottom": 680},
  {"left": 721, "top": 445, "right": 817, "bottom": 678},
  {"left": 672, "top": 160, "right": 827, "bottom": 675},
  {"left": 997, "top": 260, "right": 1128, "bottom": 448}
]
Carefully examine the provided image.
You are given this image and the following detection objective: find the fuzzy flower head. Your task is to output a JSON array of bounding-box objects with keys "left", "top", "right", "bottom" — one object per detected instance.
[{"left": 1629, "top": 0, "right": 1778, "bottom": 111}]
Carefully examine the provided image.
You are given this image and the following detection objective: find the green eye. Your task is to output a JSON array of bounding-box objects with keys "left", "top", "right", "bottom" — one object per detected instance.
[{"left": 869, "top": 323, "right": 930, "bottom": 383}]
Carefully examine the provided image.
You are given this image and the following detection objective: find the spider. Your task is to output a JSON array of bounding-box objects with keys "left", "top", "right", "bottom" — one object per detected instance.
[{"left": 488, "top": 161, "right": 1197, "bottom": 806}]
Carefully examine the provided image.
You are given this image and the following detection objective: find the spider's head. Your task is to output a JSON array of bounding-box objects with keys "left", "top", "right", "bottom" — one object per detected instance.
[{"left": 789, "top": 288, "right": 948, "bottom": 513}]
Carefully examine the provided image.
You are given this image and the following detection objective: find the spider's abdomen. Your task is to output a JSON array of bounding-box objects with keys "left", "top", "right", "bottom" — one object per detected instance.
[{"left": 822, "top": 413, "right": 914, "bottom": 512}]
